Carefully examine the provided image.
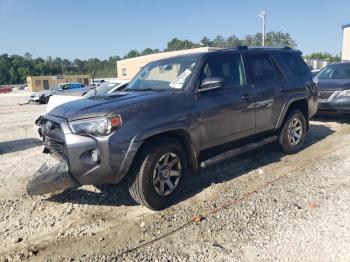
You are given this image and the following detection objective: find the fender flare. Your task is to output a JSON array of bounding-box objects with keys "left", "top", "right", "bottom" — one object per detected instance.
[{"left": 275, "top": 97, "right": 308, "bottom": 130}]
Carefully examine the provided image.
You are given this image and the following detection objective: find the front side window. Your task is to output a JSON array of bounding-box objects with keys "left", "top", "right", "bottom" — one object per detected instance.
[
  {"left": 245, "top": 54, "right": 278, "bottom": 83},
  {"left": 200, "top": 54, "right": 246, "bottom": 88},
  {"left": 317, "top": 64, "right": 350, "bottom": 79},
  {"left": 126, "top": 56, "right": 199, "bottom": 91},
  {"left": 61, "top": 84, "right": 70, "bottom": 90}
]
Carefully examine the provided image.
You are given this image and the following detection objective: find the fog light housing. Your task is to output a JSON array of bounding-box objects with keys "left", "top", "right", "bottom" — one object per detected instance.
[{"left": 91, "top": 149, "right": 101, "bottom": 163}]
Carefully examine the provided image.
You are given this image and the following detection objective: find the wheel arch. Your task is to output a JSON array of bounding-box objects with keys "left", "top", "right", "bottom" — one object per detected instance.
[
  {"left": 276, "top": 98, "right": 309, "bottom": 131},
  {"left": 134, "top": 129, "right": 199, "bottom": 170}
]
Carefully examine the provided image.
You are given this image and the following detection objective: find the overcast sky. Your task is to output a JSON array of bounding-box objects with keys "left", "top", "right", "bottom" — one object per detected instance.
[{"left": 0, "top": 0, "right": 349, "bottom": 59}]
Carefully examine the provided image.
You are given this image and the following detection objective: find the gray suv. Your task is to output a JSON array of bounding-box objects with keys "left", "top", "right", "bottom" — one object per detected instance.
[{"left": 28, "top": 47, "right": 318, "bottom": 210}]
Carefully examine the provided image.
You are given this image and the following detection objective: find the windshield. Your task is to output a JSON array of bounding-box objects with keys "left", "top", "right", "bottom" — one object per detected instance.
[
  {"left": 317, "top": 64, "right": 350, "bottom": 79},
  {"left": 126, "top": 56, "right": 199, "bottom": 91},
  {"left": 49, "top": 85, "right": 60, "bottom": 90},
  {"left": 84, "top": 83, "right": 120, "bottom": 98}
]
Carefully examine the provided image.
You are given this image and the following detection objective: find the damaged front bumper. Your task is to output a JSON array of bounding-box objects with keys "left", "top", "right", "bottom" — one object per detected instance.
[
  {"left": 27, "top": 114, "right": 143, "bottom": 196},
  {"left": 27, "top": 162, "right": 78, "bottom": 195}
]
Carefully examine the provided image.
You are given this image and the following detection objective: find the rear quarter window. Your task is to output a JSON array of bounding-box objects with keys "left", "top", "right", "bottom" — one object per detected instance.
[{"left": 281, "top": 52, "right": 309, "bottom": 76}]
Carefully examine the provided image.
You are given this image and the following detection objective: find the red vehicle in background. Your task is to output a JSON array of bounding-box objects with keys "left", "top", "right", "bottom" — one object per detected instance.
[{"left": 0, "top": 86, "right": 13, "bottom": 93}]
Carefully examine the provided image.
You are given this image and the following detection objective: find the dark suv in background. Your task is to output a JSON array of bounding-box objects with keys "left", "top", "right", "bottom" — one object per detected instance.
[{"left": 28, "top": 46, "right": 318, "bottom": 210}]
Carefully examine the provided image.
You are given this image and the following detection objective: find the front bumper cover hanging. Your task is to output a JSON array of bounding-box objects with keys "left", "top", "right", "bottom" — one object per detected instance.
[{"left": 27, "top": 162, "right": 78, "bottom": 196}]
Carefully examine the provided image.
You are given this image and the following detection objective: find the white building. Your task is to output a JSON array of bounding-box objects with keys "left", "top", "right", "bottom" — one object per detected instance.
[
  {"left": 304, "top": 58, "right": 330, "bottom": 70},
  {"left": 342, "top": 23, "right": 350, "bottom": 61}
]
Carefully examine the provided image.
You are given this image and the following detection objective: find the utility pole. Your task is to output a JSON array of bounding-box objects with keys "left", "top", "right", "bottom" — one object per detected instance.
[{"left": 258, "top": 10, "right": 267, "bottom": 46}]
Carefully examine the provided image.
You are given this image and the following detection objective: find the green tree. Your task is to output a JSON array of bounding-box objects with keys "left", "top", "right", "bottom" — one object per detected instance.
[
  {"left": 124, "top": 50, "right": 140, "bottom": 59},
  {"left": 166, "top": 38, "right": 198, "bottom": 51},
  {"left": 9, "top": 66, "right": 21, "bottom": 83},
  {"left": 74, "top": 58, "right": 85, "bottom": 73},
  {"left": 225, "top": 35, "right": 241, "bottom": 48},
  {"left": 211, "top": 35, "right": 226, "bottom": 48},
  {"left": 200, "top": 37, "right": 211, "bottom": 47},
  {"left": 264, "top": 31, "right": 297, "bottom": 48},
  {"left": 141, "top": 48, "right": 156, "bottom": 56}
]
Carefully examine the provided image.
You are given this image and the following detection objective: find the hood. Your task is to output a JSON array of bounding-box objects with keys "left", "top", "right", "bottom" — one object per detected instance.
[
  {"left": 48, "top": 91, "right": 169, "bottom": 121},
  {"left": 316, "top": 78, "right": 350, "bottom": 91},
  {"left": 32, "top": 89, "right": 56, "bottom": 97},
  {"left": 46, "top": 95, "right": 84, "bottom": 113}
]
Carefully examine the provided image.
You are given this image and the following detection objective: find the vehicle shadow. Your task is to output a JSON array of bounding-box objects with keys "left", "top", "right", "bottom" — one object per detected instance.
[
  {"left": 312, "top": 112, "right": 350, "bottom": 124},
  {"left": 47, "top": 123, "right": 334, "bottom": 208},
  {"left": 47, "top": 180, "right": 138, "bottom": 207},
  {"left": 0, "top": 138, "right": 42, "bottom": 154},
  {"left": 175, "top": 123, "right": 335, "bottom": 206}
]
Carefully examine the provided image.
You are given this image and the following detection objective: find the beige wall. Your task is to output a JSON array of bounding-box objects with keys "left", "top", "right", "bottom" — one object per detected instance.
[
  {"left": 117, "top": 47, "right": 215, "bottom": 80},
  {"left": 342, "top": 26, "right": 350, "bottom": 61},
  {"left": 27, "top": 75, "right": 90, "bottom": 92}
]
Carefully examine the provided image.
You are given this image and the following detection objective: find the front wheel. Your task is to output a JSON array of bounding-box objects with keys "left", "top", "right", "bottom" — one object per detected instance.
[
  {"left": 279, "top": 109, "right": 307, "bottom": 154},
  {"left": 128, "top": 137, "right": 187, "bottom": 210}
]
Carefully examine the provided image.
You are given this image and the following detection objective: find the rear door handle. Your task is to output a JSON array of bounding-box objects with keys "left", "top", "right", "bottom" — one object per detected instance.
[
  {"left": 241, "top": 93, "right": 250, "bottom": 101},
  {"left": 279, "top": 87, "right": 287, "bottom": 93}
]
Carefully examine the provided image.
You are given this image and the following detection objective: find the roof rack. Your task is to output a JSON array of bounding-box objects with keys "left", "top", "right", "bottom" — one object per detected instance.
[
  {"left": 217, "top": 45, "right": 293, "bottom": 52},
  {"left": 216, "top": 46, "right": 247, "bottom": 52}
]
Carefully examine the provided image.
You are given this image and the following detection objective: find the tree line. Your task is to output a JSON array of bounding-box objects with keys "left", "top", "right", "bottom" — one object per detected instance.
[
  {"left": 0, "top": 31, "right": 336, "bottom": 85},
  {"left": 303, "top": 52, "right": 341, "bottom": 63}
]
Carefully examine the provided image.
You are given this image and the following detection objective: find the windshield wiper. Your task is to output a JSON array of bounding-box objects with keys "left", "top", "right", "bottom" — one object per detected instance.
[{"left": 126, "top": 88, "right": 165, "bottom": 92}]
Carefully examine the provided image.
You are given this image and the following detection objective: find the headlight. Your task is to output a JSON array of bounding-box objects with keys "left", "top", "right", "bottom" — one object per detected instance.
[
  {"left": 337, "top": 89, "right": 350, "bottom": 98},
  {"left": 69, "top": 116, "right": 122, "bottom": 136}
]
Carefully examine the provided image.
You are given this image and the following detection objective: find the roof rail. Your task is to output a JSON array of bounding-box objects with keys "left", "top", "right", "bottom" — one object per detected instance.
[
  {"left": 216, "top": 46, "right": 248, "bottom": 52},
  {"left": 215, "top": 45, "right": 293, "bottom": 52}
]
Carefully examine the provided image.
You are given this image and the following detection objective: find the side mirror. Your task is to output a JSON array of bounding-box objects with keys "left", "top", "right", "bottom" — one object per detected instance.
[{"left": 198, "top": 77, "right": 224, "bottom": 93}]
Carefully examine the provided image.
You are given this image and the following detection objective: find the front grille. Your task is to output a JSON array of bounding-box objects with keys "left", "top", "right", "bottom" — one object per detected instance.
[
  {"left": 44, "top": 137, "right": 67, "bottom": 160},
  {"left": 41, "top": 118, "right": 67, "bottom": 160},
  {"left": 318, "top": 91, "right": 334, "bottom": 100}
]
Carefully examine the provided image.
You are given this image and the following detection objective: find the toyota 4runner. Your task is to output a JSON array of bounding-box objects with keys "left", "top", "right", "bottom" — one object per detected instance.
[{"left": 27, "top": 46, "right": 318, "bottom": 210}]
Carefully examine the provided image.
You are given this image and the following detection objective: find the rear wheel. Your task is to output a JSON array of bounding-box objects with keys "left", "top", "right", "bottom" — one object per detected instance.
[
  {"left": 279, "top": 109, "right": 307, "bottom": 154},
  {"left": 128, "top": 137, "right": 187, "bottom": 210}
]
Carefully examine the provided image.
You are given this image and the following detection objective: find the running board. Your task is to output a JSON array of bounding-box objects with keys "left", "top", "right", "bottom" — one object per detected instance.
[{"left": 200, "top": 136, "right": 278, "bottom": 168}]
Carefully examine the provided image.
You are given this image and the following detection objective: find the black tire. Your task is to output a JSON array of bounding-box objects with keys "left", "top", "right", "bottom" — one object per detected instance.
[
  {"left": 279, "top": 109, "right": 307, "bottom": 154},
  {"left": 128, "top": 137, "right": 188, "bottom": 210},
  {"left": 45, "top": 96, "right": 51, "bottom": 104}
]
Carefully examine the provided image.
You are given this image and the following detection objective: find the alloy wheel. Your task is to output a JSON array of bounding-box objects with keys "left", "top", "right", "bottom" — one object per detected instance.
[
  {"left": 152, "top": 152, "right": 181, "bottom": 196},
  {"left": 287, "top": 118, "right": 303, "bottom": 146}
]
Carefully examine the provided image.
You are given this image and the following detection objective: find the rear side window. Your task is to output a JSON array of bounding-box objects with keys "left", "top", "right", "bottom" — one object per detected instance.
[
  {"left": 71, "top": 84, "right": 82, "bottom": 89},
  {"left": 280, "top": 52, "right": 309, "bottom": 76},
  {"left": 245, "top": 54, "right": 281, "bottom": 83}
]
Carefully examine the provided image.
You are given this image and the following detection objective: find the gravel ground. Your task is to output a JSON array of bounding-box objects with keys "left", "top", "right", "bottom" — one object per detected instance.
[{"left": 0, "top": 92, "right": 350, "bottom": 261}]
